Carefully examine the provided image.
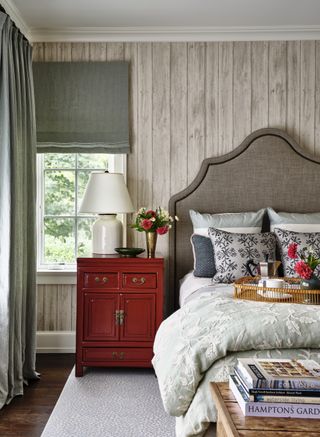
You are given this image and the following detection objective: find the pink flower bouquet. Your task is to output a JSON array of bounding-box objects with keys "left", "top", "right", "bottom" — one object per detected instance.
[
  {"left": 287, "top": 242, "right": 320, "bottom": 280},
  {"left": 131, "top": 207, "right": 178, "bottom": 235}
]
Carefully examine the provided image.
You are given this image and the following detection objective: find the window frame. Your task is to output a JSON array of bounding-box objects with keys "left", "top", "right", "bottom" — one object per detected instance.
[{"left": 36, "top": 153, "right": 127, "bottom": 272}]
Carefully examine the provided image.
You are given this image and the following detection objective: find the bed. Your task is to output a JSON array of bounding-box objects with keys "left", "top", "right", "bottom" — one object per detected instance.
[{"left": 152, "top": 128, "right": 320, "bottom": 437}]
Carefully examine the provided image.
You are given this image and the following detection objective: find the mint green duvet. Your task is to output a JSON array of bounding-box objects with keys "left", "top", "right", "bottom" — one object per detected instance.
[{"left": 152, "top": 287, "right": 320, "bottom": 437}]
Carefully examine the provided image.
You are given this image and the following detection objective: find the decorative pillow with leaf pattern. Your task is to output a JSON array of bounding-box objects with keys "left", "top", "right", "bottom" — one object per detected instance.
[
  {"left": 208, "top": 228, "right": 277, "bottom": 283},
  {"left": 274, "top": 228, "right": 320, "bottom": 278}
]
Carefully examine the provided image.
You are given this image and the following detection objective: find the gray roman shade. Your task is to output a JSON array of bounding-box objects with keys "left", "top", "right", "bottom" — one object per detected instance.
[{"left": 33, "top": 62, "right": 129, "bottom": 153}]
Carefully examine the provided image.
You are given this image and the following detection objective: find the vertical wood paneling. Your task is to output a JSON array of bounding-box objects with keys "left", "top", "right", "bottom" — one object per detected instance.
[
  {"left": 33, "top": 41, "right": 320, "bottom": 331},
  {"left": 89, "top": 42, "right": 107, "bottom": 61},
  {"left": 124, "top": 43, "right": 139, "bottom": 247},
  {"left": 136, "top": 43, "right": 153, "bottom": 248},
  {"left": 205, "top": 42, "right": 219, "bottom": 158},
  {"left": 43, "top": 285, "right": 58, "bottom": 331},
  {"left": 218, "top": 42, "right": 233, "bottom": 154},
  {"left": 56, "top": 285, "right": 72, "bottom": 330},
  {"left": 32, "top": 43, "right": 44, "bottom": 62},
  {"left": 137, "top": 43, "right": 153, "bottom": 208},
  {"left": 315, "top": 41, "right": 320, "bottom": 157},
  {"left": 170, "top": 43, "right": 188, "bottom": 194},
  {"left": 37, "top": 285, "right": 45, "bottom": 330},
  {"left": 44, "top": 43, "right": 58, "bottom": 61},
  {"left": 287, "top": 41, "right": 301, "bottom": 142},
  {"left": 152, "top": 43, "right": 171, "bottom": 255},
  {"left": 269, "top": 41, "right": 287, "bottom": 127},
  {"left": 152, "top": 43, "right": 171, "bottom": 207},
  {"left": 57, "top": 43, "right": 72, "bottom": 61},
  {"left": 71, "top": 43, "right": 90, "bottom": 61},
  {"left": 300, "top": 41, "right": 316, "bottom": 153},
  {"left": 107, "top": 43, "right": 124, "bottom": 60},
  {"left": 71, "top": 285, "right": 77, "bottom": 330},
  {"left": 187, "top": 42, "right": 206, "bottom": 183},
  {"left": 233, "top": 42, "right": 251, "bottom": 146},
  {"left": 251, "top": 42, "right": 269, "bottom": 131}
]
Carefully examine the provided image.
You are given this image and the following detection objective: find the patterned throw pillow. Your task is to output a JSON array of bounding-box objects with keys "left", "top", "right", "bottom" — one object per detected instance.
[
  {"left": 274, "top": 228, "right": 320, "bottom": 277},
  {"left": 190, "top": 234, "right": 216, "bottom": 278},
  {"left": 208, "top": 228, "right": 277, "bottom": 283}
]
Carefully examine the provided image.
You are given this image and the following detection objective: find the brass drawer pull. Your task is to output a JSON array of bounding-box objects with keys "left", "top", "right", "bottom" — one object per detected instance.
[
  {"left": 119, "top": 352, "right": 125, "bottom": 360},
  {"left": 112, "top": 352, "right": 118, "bottom": 360},
  {"left": 95, "top": 276, "right": 100, "bottom": 283},
  {"left": 132, "top": 277, "right": 146, "bottom": 285},
  {"left": 119, "top": 310, "right": 125, "bottom": 325},
  {"left": 102, "top": 277, "right": 109, "bottom": 283},
  {"left": 115, "top": 310, "right": 120, "bottom": 325}
]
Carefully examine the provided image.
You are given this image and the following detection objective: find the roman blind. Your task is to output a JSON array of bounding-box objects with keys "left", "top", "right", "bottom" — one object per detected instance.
[{"left": 33, "top": 61, "right": 129, "bottom": 153}]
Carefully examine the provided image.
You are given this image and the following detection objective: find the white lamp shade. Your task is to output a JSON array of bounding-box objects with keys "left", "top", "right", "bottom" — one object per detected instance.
[{"left": 79, "top": 172, "right": 134, "bottom": 214}]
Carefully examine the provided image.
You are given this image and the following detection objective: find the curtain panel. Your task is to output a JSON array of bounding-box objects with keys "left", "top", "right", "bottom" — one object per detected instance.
[
  {"left": 33, "top": 61, "right": 130, "bottom": 154},
  {"left": 0, "top": 12, "right": 38, "bottom": 409}
]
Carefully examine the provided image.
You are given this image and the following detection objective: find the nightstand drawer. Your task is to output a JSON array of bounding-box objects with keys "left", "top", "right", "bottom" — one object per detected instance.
[
  {"left": 84, "top": 273, "right": 119, "bottom": 289},
  {"left": 123, "top": 273, "right": 157, "bottom": 289},
  {"left": 83, "top": 347, "right": 153, "bottom": 363}
]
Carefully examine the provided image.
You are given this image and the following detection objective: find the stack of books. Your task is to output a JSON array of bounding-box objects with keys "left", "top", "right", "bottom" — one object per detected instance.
[{"left": 229, "top": 358, "right": 320, "bottom": 419}]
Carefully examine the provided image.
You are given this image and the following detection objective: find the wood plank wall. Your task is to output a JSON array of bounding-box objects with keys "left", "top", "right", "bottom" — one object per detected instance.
[{"left": 34, "top": 41, "right": 320, "bottom": 331}]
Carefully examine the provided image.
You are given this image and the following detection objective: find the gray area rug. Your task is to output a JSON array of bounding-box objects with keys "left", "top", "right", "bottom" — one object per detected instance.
[{"left": 41, "top": 367, "right": 175, "bottom": 437}]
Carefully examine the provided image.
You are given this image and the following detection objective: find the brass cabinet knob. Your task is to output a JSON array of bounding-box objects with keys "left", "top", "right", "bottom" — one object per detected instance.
[
  {"left": 114, "top": 310, "right": 120, "bottom": 325},
  {"left": 102, "top": 277, "right": 109, "bottom": 283},
  {"left": 132, "top": 277, "right": 146, "bottom": 285},
  {"left": 95, "top": 277, "right": 100, "bottom": 283},
  {"left": 112, "top": 352, "right": 117, "bottom": 360},
  {"left": 118, "top": 310, "right": 125, "bottom": 325},
  {"left": 119, "top": 352, "right": 125, "bottom": 360}
]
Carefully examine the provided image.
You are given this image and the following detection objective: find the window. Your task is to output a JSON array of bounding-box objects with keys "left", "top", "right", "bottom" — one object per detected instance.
[{"left": 37, "top": 153, "right": 126, "bottom": 270}]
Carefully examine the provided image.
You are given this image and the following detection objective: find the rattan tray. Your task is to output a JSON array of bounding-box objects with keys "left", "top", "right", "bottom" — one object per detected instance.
[{"left": 234, "top": 277, "right": 320, "bottom": 305}]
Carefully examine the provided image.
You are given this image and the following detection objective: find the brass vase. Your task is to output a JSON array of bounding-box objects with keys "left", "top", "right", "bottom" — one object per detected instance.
[{"left": 146, "top": 232, "right": 157, "bottom": 258}]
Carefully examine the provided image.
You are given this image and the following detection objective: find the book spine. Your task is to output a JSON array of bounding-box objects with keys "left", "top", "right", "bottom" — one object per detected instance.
[
  {"left": 245, "top": 403, "right": 320, "bottom": 419},
  {"left": 236, "top": 363, "right": 254, "bottom": 389},
  {"left": 236, "top": 361, "right": 255, "bottom": 388},
  {"left": 250, "top": 387, "right": 320, "bottom": 397},
  {"left": 266, "top": 380, "right": 320, "bottom": 390},
  {"left": 254, "top": 395, "right": 320, "bottom": 404}
]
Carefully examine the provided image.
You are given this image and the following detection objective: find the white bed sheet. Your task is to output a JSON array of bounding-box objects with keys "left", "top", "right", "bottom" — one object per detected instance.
[{"left": 179, "top": 272, "right": 233, "bottom": 307}]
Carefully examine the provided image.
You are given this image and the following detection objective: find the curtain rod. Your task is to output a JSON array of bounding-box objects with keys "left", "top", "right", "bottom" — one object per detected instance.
[{"left": 0, "top": 3, "right": 29, "bottom": 43}]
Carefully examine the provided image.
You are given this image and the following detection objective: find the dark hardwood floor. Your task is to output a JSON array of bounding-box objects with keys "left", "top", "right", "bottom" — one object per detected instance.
[{"left": 0, "top": 354, "right": 75, "bottom": 437}]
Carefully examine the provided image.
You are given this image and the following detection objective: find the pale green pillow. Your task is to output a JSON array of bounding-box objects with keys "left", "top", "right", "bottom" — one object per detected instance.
[
  {"left": 268, "top": 208, "right": 320, "bottom": 232},
  {"left": 189, "top": 209, "right": 265, "bottom": 236}
]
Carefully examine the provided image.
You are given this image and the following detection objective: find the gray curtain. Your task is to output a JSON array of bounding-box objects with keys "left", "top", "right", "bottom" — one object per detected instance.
[{"left": 0, "top": 12, "right": 38, "bottom": 409}]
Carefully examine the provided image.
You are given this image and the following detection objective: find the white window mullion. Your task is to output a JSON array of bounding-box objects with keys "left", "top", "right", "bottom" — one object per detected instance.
[{"left": 37, "top": 153, "right": 126, "bottom": 271}]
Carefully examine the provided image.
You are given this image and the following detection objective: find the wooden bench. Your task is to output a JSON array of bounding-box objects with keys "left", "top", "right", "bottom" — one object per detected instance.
[{"left": 210, "top": 382, "right": 320, "bottom": 436}]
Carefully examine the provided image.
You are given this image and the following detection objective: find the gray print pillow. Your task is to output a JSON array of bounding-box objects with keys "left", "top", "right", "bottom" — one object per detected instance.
[
  {"left": 208, "top": 228, "right": 277, "bottom": 283},
  {"left": 274, "top": 228, "right": 320, "bottom": 278}
]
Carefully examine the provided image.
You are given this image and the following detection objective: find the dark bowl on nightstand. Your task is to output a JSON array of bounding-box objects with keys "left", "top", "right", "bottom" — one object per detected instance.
[{"left": 114, "top": 247, "right": 145, "bottom": 257}]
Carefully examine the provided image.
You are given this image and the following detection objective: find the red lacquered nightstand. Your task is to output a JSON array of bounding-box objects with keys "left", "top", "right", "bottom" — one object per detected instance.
[{"left": 76, "top": 255, "right": 164, "bottom": 377}]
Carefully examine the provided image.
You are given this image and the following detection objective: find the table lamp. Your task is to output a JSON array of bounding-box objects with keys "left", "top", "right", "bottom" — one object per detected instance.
[{"left": 79, "top": 171, "right": 134, "bottom": 254}]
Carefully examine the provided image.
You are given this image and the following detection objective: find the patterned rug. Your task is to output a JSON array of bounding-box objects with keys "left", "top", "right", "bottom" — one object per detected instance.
[{"left": 41, "top": 367, "right": 175, "bottom": 437}]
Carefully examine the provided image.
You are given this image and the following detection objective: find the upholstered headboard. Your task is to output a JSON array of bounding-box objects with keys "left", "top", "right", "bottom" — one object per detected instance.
[{"left": 168, "top": 128, "right": 320, "bottom": 314}]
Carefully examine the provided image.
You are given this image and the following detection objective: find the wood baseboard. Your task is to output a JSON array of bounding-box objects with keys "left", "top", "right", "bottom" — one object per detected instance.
[{"left": 37, "top": 331, "right": 75, "bottom": 353}]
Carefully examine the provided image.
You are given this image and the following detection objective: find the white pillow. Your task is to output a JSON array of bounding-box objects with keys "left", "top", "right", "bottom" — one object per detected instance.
[
  {"left": 189, "top": 209, "right": 265, "bottom": 236},
  {"left": 268, "top": 208, "right": 320, "bottom": 232}
]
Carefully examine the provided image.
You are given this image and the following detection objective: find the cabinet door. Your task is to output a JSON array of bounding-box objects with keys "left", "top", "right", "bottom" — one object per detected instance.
[
  {"left": 120, "top": 294, "right": 156, "bottom": 342},
  {"left": 84, "top": 293, "right": 119, "bottom": 341}
]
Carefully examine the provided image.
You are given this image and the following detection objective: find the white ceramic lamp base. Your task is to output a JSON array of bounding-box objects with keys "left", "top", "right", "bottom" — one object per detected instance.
[{"left": 92, "top": 214, "right": 122, "bottom": 254}]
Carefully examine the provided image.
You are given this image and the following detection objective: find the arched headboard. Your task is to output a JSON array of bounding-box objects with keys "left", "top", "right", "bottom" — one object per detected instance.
[{"left": 168, "top": 128, "right": 320, "bottom": 314}]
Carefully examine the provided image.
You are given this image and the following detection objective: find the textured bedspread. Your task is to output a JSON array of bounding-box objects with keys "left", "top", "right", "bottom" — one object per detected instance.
[{"left": 152, "top": 288, "right": 320, "bottom": 437}]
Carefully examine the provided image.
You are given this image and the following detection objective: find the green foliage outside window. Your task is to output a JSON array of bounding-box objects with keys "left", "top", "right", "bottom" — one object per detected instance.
[{"left": 41, "top": 153, "right": 109, "bottom": 264}]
